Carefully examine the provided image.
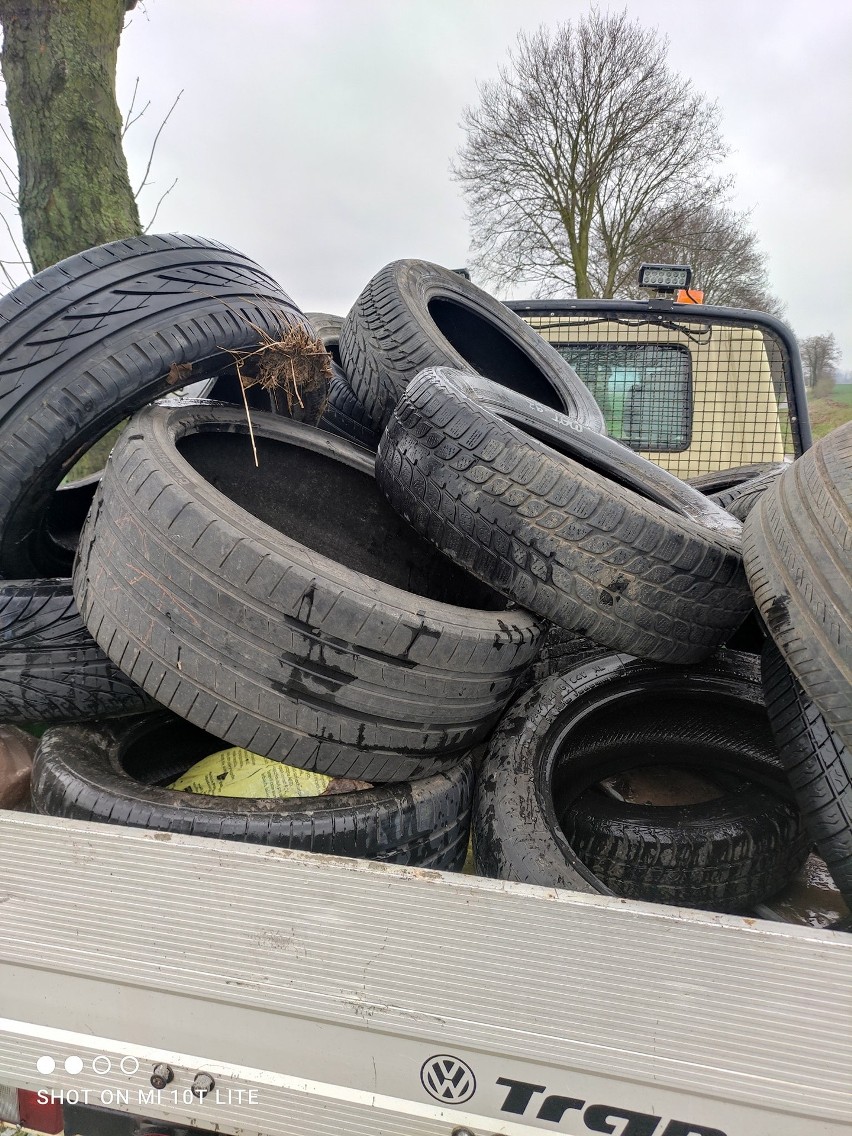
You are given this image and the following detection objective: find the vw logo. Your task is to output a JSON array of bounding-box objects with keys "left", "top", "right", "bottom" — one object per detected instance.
[{"left": 420, "top": 1054, "right": 476, "bottom": 1104}]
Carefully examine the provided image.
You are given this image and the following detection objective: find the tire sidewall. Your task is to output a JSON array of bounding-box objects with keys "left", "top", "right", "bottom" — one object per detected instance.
[
  {"left": 131, "top": 402, "right": 541, "bottom": 647},
  {"left": 32, "top": 712, "right": 474, "bottom": 834},
  {"left": 475, "top": 651, "right": 787, "bottom": 893}
]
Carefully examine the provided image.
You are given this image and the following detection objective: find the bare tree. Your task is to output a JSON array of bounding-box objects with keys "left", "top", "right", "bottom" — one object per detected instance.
[
  {"left": 800, "top": 333, "right": 841, "bottom": 390},
  {"left": 637, "top": 200, "right": 784, "bottom": 314},
  {"left": 454, "top": 11, "right": 734, "bottom": 299},
  {"left": 0, "top": 0, "right": 141, "bottom": 273}
]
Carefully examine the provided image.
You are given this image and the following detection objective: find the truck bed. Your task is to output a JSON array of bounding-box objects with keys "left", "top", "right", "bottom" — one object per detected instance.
[{"left": 1, "top": 811, "right": 850, "bottom": 1136}]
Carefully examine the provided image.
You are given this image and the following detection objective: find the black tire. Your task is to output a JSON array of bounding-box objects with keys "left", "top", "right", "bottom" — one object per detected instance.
[
  {"left": 0, "top": 579, "right": 150, "bottom": 723},
  {"left": 519, "top": 625, "right": 608, "bottom": 693},
  {"left": 710, "top": 464, "right": 784, "bottom": 520},
  {"left": 320, "top": 365, "right": 382, "bottom": 451},
  {"left": 338, "top": 258, "right": 606, "bottom": 433},
  {"left": 304, "top": 311, "right": 344, "bottom": 361},
  {"left": 763, "top": 640, "right": 852, "bottom": 904},
  {"left": 377, "top": 368, "right": 751, "bottom": 664},
  {"left": 32, "top": 712, "right": 473, "bottom": 869},
  {"left": 73, "top": 403, "right": 541, "bottom": 782},
  {"left": 473, "top": 651, "right": 808, "bottom": 911},
  {"left": 559, "top": 711, "right": 807, "bottom": 911},
  {"left": 743, "top": 424, "right": 851, "bottom": 748},
  {"left": 689, "top": 463, "right": 785, "bottom": 496},
  {"left": 0, "top": 233, "right": 309, "bottom": 577},
  {"left": 304, "top": 314, "right": 382, "bottom": 449},
  {"left": 51, "top": 473, "right": 104, "bottom": 558}
]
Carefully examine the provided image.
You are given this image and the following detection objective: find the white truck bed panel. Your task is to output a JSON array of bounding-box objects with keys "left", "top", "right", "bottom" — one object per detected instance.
[{"left": 1, "top": 811, "right": 850, "bottom": 1136}]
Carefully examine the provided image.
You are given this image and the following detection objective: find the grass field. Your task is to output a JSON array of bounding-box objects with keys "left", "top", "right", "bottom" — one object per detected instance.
[{"left": 807, "top": 384, "right": 852, "bottom": 440}]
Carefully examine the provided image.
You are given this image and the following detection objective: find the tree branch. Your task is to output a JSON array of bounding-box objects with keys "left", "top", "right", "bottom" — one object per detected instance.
[{"left": 134, "top": 88, "right": 182, "bottom": 198}]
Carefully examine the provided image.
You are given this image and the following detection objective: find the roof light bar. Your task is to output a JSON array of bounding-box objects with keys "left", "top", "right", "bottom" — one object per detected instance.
[{"left": 638, "top": 263, "right": 693, "bottom": 293}]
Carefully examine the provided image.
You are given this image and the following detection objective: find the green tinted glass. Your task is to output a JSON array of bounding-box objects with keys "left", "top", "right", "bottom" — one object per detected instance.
[{"left": 556, "top": 343, "right": 692, "bottom": 451}]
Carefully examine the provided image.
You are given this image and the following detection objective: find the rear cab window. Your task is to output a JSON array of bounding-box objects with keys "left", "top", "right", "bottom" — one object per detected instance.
[{"left": 554, "top": 342, "right": 692, "bottom": 451}]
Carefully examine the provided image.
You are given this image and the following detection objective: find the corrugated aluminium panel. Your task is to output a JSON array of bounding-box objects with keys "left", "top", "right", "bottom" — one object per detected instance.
[{"left": 0, "top": 812, "right": 850, "bottom": 1136}]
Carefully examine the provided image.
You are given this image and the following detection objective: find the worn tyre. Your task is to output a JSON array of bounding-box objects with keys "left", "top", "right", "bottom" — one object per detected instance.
[
  {"left": 518, "top": 625, "right": 608, "bottom": 693},
  {"left": 0, "top": 233, "right": 310, "bottom": 577},
  {"left": 377, "top": 368, "right": 751, "bottom": 664},
  {"left": 473, "top": 651, "right": 807, "bottom": 910},
  {"left": 321, "top": 365, "right": 382, "bottom": 450},
  {"left": 339, "top": 259, "right": 606, "bottom": 433},
  {"left": 743, "top": 424, "right": 852, "bottom": 747},
  {"left": 559, "top": 710, "right": 807, "bottom": 910},
  {"left": 0, "top": 579, "right": 150, "bottom": 723},
  {"left": 305, "top": 312, "right": 344, "bottom": 359},
  {"left": 689, "top": 463, "right": 785, "bottom": 496},
  {"left": 32, "top": 712, "right": 473, "bottom": 869},
  {"left": 763, "top": 640, "right": 852, "bottom": 904},
  {"left": 710, "top": 465, "right": 784, "bottom": 520},
  {"left": 74, "top": 403, "right": 541, "bottom": 781},
  {"left": 304, "top": 313, "right": 382, "bottom": 449}
]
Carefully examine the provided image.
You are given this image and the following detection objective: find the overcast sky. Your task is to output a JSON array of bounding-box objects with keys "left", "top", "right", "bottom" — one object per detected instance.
[{"left": 3, "top": 0, "right": 851, "bottom": 364}]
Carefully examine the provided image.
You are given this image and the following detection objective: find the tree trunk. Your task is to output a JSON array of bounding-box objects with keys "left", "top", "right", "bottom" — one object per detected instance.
[{"left": 0, "top": 0, "right": 140, "bottom": 273}]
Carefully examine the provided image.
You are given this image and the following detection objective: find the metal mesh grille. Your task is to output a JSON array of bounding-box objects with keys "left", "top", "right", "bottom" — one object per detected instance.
[
  {"left": 524, "top": 312, "right": 798, "bottom": 480},
  {"left": 553, "top": 342, "right": 691, "bottom": 452}
]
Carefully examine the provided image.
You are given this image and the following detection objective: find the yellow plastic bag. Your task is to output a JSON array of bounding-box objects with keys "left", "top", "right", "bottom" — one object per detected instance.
[{"left": 169, "top": 748, "right": 335, "bottom": 799}]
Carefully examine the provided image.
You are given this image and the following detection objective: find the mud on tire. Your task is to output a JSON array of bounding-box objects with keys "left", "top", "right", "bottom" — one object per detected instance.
[
  {"left": 32, "top": 712, "right": 474, "bottom": 869},
  {"left": 73, "top": 403, "right": 542, "bottom": 782}
]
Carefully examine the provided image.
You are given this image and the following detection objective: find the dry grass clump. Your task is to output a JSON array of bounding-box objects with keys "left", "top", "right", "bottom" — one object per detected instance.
[
  {"left": 232, "top": 323, "right": 332, "bottom": 413},
  {"left": 226, "top": 321, "right": 333, "bottom": 465}
]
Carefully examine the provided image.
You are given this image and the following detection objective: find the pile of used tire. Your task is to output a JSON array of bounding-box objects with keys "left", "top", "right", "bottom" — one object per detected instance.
[{"left": 1, "top": 235, "right": 849, "bottom": 916}]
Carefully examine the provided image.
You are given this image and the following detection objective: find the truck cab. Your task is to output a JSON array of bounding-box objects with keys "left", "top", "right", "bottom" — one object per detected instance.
[{"left": 508, "top": 293, "right": 810, "bottom": 483}]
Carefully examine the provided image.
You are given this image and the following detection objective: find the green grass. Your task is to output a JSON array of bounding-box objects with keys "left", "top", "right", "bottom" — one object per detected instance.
[
  {"left": 807, "top": 384, "right": 852, "bottom": 440},
  {"left": 59, "top": 420, "right": 126, "bottom": 484}
]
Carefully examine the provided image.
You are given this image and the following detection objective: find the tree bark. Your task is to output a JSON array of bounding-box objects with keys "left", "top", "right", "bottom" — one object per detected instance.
[{"left": 0, "top": 0, "right": 140, "bottom": 272}]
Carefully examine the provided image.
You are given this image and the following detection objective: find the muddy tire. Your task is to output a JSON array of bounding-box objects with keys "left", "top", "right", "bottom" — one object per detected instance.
[
  {"left": 763, "top": 640, "right": 852, "bottom": 904},
  {"left": 559, "top": 713, "right": 807, "bottom": 911},
  {"left": 472, "top": 651, "right": 807, "bottom": 911},
  {"left": 338, "top": 259, "right": 606, "bottom": 433},
  {"left": 73, "top": 403, "right": 541, "bottom": 782},
  {"left": 743, "top": 424, "right": 852, "bottom": 748},
  {"left": 0, "top": 234, "right": 309, "bottom": 577},
  {"left": 0, "top": 579, "right": 150, "bottom": 723},
  {"left": 376, "top": 368, "right": 751, "bottom": 664},
  {"left": 32, "top": 712, "right": 473, "bottom": 869}
]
